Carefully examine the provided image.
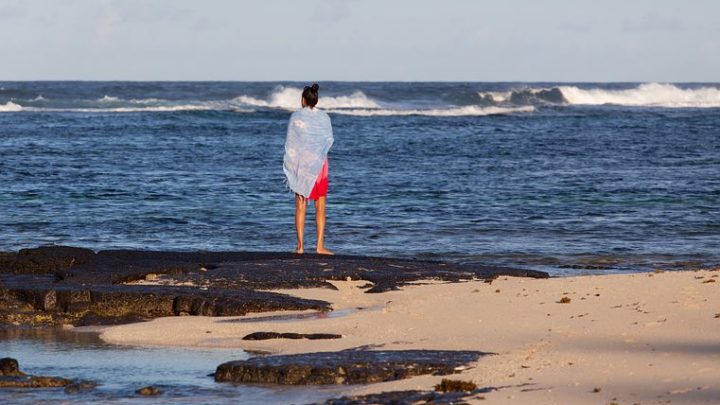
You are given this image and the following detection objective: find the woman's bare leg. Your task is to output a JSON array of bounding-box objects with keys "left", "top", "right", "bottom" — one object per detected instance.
[
  {"left": 294, "top": 194, "right": 307, "bottom": 253},
  {"left": 315, "top": 196, "right": 333, "bottom": 255}
]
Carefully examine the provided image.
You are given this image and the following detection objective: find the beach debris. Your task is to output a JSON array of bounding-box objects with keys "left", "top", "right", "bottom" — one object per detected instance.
[
  {"left": 215, "top": 349, "right": 489, "bottom": 385},
  {"left": 434, "top": 378, "right": 478, "bottom": 392},
  {"left": 242, "top": 332, "right": 342, "bottom": 340},
  {"left": 593, "top": 387, "right": 602, "bottom": 393},
  {"left": 136, "top": 386, "right": 162, "bottom": 396},
  {"left": 714, "top": 313, "right": 719, "bottom": 319},
  {"left": 495, "top": 289, "right": 501, "bottom": 293},
  {"left": 559, "top": 297, "right": 572, "bottom": 304},
  {"left": 702, "top": 279, "right": 716, "bottom": 283}
]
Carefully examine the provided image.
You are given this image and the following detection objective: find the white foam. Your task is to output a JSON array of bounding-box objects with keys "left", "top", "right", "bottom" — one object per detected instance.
[
  {"left": 478, "top": 91, "right": 512, "bottom": 103},
  {"left": 232, "top": 86, "right": 380, "bottom": 110},
  {"left": 560, "top": 83, "right": 720, "bottom": 108},
  {"left": 0, "top": 101, "right": 23, "bottom": 112},
  {"left": 32, "top": 95, "right": 47, "bottom": 102},
  {"left": 326, "top": 105, "right": 534, "bottom": 117},
  {"left": 21, "top": 105, "right": 214, "bottom": 113},
  {"left": 98, "top": 95, "right": 120, "bottom": 102},
  {"left": 129, "top": 98, "right": 164, "bottom": 104}
]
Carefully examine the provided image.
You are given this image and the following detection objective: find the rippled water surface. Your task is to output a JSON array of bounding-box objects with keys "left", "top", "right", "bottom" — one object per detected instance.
[
  {"left": 1, "top": 81, "right": 719, "bottom": 274},
  {"left": 0, "top": 329, "right": 344, "bottom": 404}
]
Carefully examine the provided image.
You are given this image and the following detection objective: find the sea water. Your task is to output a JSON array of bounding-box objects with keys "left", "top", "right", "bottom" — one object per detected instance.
[
  {"left": 0, "top": 81, "right": 718, "bottom": 274},
  {"left": 0, "top": 329, "right": 345, "bottom": 404}
]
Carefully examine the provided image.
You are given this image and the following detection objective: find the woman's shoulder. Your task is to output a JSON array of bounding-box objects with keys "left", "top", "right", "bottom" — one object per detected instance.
[{"left": 315, "top": 108, "right": 332, "bottom": 122}]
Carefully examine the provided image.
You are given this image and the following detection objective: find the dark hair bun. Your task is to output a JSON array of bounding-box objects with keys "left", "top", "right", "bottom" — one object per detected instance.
[{"left": 302, "top": 83, "right": 320, "bottom": 107}]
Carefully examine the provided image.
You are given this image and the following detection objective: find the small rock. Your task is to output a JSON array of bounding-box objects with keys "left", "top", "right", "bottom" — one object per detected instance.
[
  {"left": 64, "top": 380, "right": 97, "bottom": 393},
  {"left": 558, "top": 297, "right": 572, "bottom": 304},
  {"left": 137, "top": 386, "right": 162, "bottom": 396},
  {"left": 0, "top": 358, "right": 23, "bottom": 376}
]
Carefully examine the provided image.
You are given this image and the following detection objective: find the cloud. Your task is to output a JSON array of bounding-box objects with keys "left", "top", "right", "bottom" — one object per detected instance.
[
  {"left": 556, "top": 22, "right": 592, "bottom": 33},
  {"left": 622, "top": 12, "right": 686, "bottom": 33},
  {"left": 310, "top": 0, "right": 354, "bottom": 23},
  {"left": 0, "top": 0, "right": 26, "bottom": 21}
]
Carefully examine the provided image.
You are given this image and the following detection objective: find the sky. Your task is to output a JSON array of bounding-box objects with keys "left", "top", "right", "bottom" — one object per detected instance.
[{"left": 0, "top": 0, "right": 718, "bottom": 82}]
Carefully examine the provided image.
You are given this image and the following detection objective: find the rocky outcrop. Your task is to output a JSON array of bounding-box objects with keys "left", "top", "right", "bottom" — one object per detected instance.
[
  {"left": 242, "top": 332, "right": 342, "bottom": 340},
  {"left": 0, "top": 357, "right": 76, "bottom": 389},
  {"left": 215, "top": 349, "right": 489, "bottom": 385},
  {"left": 317, "top": 389, "right": 491, "bottom": 405},
  {"left": 0, "top": 246, "right": 547, "bottom": 327}
]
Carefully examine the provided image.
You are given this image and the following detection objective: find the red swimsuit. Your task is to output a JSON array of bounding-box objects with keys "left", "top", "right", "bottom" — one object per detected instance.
[{"left": 308, "top": 157, "right": 329, "bottom": 200}]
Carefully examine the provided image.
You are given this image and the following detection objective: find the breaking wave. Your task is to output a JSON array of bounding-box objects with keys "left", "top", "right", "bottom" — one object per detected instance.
[
  {"left": 0, "top": 103, "right": 213, "bottom": 113},
  {"left": 327, "top": 105, "right": 534, "bottom": 117},
  {"left": 233, "top": 86, "right": 532, "bottom": 116},
  {"left": 479, "top": 83, "right": 720, "bottom": 108},
  {"left": 0, "top": 101, "right": 23, "bottom": 112},
  {"left": 5, "top": 83, "right": 715, "bottom": 115},
  {"left": 232, "top": 86, "right": 380, "bottom": 110}
]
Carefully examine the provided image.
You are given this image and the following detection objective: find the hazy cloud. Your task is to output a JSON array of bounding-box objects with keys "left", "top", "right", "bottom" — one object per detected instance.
[
  {"left": 311, "top": 0, "right": 354, "bottom": 23},
  {"left": 556, "top": 22, "right": 592, "bottom": 33},
  {"left": 622, "top": 12, "right": 686, "bottom": 33},
  {"left": 0, "top": 0, "right": 26, "bottom": 21}
]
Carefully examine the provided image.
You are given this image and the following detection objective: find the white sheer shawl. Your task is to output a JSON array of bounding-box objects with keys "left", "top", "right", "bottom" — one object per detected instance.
[{"left": 283, "top": 107, "right": 334, "bottom": 197}]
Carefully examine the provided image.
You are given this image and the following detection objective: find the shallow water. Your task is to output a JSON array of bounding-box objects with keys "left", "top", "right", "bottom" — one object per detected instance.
[
  {"left": 0, "top": 329, "right": 345, "bottom": 404},
  {"left": 1, "top": 82, "right": 719, "bottom": 275}
]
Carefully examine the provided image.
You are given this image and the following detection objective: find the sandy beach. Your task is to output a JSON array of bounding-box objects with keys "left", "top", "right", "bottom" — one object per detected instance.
[{"left": 98, "top": 269, "right": 720, "bottom": 404}]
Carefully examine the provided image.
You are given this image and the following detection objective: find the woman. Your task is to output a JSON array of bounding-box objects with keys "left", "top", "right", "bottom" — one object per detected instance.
[{"left": 283, "top": 84, "right": 334, "bottom": 255}]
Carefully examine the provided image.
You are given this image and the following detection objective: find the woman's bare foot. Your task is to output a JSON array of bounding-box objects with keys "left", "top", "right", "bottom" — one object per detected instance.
[
  {"left": 316, "top": 247, "right": 334, "bottom": 255},
  {"left": 294, "top": 247, "right": 304, "bottom": 254}
]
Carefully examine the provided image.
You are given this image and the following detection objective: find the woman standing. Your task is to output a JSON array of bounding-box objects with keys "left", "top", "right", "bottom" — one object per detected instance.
[{"left": 283, "top": 84, "right": 334, "bottom": 255}]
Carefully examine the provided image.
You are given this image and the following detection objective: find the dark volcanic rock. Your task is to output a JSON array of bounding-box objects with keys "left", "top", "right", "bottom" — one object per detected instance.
[
  {"left": 215, "top": 349, "right": 488, "bottom": 385},
  {"left": 0, "top": 357, "right": 75, "bottom": 388},
  {"left": 318, "top": 389, "right": 491, "bottom": 405},
  {"left": 63, "top": 380, "right": 98, "bottom": 394},
  {"left": 243, "top": 332, "right": 342, "bottom": 340},
  {"left": 0, "top": 375, "right": 73, "bottom": 388},
  {"left": 0, "top": 246, "right": 547, "bottom": 327},
  {"left": 0, "top": 357, "right": 22, "bottom": 376}
]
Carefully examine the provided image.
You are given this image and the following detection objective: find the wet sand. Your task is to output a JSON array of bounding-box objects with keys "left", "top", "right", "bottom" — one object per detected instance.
[{"left": 100, "top": 269, "right": 720, "bottom": 404}]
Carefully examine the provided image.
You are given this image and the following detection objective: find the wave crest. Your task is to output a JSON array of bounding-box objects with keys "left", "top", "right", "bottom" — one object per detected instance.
[
  {"left": 479, "top": 83, "right": 720, "bottom": 108},
  {"left": 327, "top": 105, "right": 534, "bottom": 117},
  {"left": 0, "top": 101, "right": 23, "bottom": 112},
  {"left": 559, "top": 83, "right": 720, "bottom": 108},
  {"left": 232, "top": 87, "right": 380, "bottom": 110}
]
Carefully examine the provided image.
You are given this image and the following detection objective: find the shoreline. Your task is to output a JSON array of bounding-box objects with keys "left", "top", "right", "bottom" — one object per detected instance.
[{"left": 99, "top": 270, "right": 720, "bottom": 404}]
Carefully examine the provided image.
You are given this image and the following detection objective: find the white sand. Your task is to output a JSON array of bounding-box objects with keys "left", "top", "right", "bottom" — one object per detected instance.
[{"left": 99, "top": 270, "right": 720, "bottom": 404}]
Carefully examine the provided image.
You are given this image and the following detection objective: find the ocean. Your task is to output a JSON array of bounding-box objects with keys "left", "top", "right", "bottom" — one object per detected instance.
[{"left": 1, "top": 81, "right": 719, "bottom": 275}]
